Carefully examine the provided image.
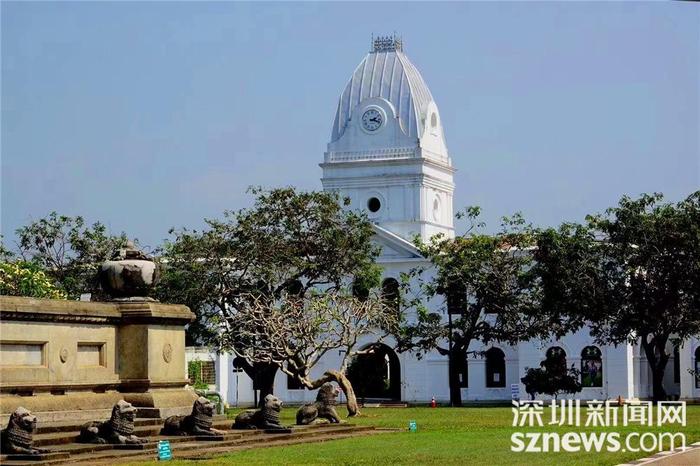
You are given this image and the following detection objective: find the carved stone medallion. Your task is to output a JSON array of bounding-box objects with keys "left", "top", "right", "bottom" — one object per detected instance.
[{"left": 162, "top": 343, "right": 173, "bottom": 363}]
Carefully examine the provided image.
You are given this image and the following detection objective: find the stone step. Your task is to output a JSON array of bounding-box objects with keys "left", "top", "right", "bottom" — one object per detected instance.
[
  {"left": 1, "top": 424, "right": 377, "bottom": 465},
  {"left": 32, "top": 418, "right": 235, "bottom": 447},
  {"left": 30, "top": 420, "right": 328, "bottom": 448},
  {"left": 35, "top": 417, "right": 163, "bottom": 434},
  {"left": 91, "top": 427, "right": 383, "bottom": 464},
  {"left": 182, "top": 430, "right": 380, "bottom": 460},
  {"left": 34, "top": 413, "right": 228, "bottom": 434},
  {"left": 163, "top": 427, "right": 373, "bottom": 456},
  {"left": 133, "top": 408, "right": 161, "bottom": 419},
  {"left": 72, "top": 425, "right": 379, "bottom": 465},
  {"left": 0, "top": 451, "right": 70, "bottom": 464}
]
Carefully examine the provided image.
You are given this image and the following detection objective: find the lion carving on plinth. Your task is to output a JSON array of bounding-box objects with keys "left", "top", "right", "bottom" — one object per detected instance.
[
  {"left": 1, "top": 407, "right": 47, "bottom": 455},
  {"left": 161, "top": 396, "right": 224, "bottom": 436},
  {"left": 233, "top": 394, "right": 285, "bottom": 430},
  {"left": 296, "top": 383, "right": 341, "bottom": 425},
  {"left": 78, "top": 400, "right": 147, "bottom": 445}
]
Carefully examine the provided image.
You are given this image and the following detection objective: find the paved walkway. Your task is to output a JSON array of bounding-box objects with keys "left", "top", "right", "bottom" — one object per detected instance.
[{"left": 619, "top": 442, "right": 700, "bottom": 465}]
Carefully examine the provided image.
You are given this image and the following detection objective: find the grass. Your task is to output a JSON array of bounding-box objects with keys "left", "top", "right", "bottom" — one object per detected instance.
[{"left": 135, "top": 405, "right": 700, "bottom": 465}]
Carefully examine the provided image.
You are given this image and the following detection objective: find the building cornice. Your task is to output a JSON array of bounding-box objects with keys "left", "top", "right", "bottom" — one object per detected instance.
[
  {"left": 322, "top": 173, "right": 455, "bottom": 192},
  {"left": 0, "top": 296, "right": 195, "bottom": 326},
  {"left": 320, "top": 156, "right": 455, "bottom": 174}
]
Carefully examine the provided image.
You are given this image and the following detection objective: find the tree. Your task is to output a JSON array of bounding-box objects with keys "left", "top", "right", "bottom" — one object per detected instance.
[
  {"left": 228, "top": 290, "right": 396, "bottom": 416},
  {"left": 521, "top": 347, "right": 582, "bottom": 400},
  {"left": 0, "top": 236, "right": 14, "bottom": 262},
  {"left": 13, "top": 212, "right": 128, "bottom": 299},
  {"left": 534, "top": 192, "right": 700, "bottom": 401},
  {"left": 0, "top": 261, "right": 67, "bottom": 299},
  {"left": 397, "top": 208, "right": 543, "bottom": 406},
  {"left": 156, "top": 187, "right": 379, "bottom": 407}
]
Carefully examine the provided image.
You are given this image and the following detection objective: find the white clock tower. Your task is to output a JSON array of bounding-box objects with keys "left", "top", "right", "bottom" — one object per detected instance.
[{"left": 321, "top": 36, "right": 455, "bottom": 243}]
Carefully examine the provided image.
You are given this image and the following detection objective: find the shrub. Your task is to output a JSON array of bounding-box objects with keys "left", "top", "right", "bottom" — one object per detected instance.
[{"left": 0, "top": 261, "right": 67, "bottom": 299}]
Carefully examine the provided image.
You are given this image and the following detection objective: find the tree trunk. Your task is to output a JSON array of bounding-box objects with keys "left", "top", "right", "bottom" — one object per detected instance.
[
  {"left": 448, "top": 350, "right": 463, "bottom": 407},
  {"left": 255, "top": 364, "right": 277, "bottom": 408},
  {"left": 650, "top": 365, "right": 667, "bottom": 403},
  {"left": 304, "top": 370, "right": 360, "bottom": 417},
  {"left": 641, "top": 337, "right": 670, "bottom": 402},
  {"left": 234, "top": 358, "right": 278, "bottom": 408}
]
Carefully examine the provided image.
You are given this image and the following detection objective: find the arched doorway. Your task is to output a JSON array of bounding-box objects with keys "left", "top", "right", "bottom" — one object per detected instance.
[{"left": 347, "top": 343, "right": 401, "bottom": 401}]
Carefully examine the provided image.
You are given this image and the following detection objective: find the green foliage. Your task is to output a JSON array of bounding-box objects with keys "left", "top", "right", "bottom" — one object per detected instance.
[
  {"left": 534, "top": 191, "right": 700, "bottom": 400},
  {"left": 0, "top": 236, "right": 14, "bottom": 262},
  {"left": 397, "top": 208, "right": 544, "bottom": 405},
  {"left": 520, "top": 348, "right": 582, "bottom": 399},
  {"left": 400, "top": 208, "right": 542, "bottom": 350},
  {"left": 156, "top": 187, "right": 379, "bottom": 347},
  {"left": 0, "top": 261, "right": 67, "bottom": 299},
  {"left": 156, "top": 187, "right": 381, "bottom": 406},
  {"left": 187, "top": 360, "right": 210, "bottom": 390},
  {"left": 14, "top": 212, "right": 128, "bottom": 299},
  {"left": 351, "top": 262, "right": 382, "bottom": 301}
]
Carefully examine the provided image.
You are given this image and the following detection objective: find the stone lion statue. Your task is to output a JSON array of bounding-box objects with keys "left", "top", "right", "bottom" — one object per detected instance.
[
  {"left": 233, "top": 394, "right": 285, "bottom": 430},
  {"left": 296, "top": 383, "right": 341, "bottom": 425},
  {"left": 1, "top": 407, "right": 47, "bottom": 455},
  {"left": 78, "top": 400, "right": 147, "bottom": 445},
  {"left": 161, "top": 396, "right": 224, "bottom": 436}
]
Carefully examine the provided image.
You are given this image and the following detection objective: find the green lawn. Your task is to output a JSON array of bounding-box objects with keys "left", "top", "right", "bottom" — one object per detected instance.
[{"left": 140, "top": 405, "right": 700, "bottom": 465}]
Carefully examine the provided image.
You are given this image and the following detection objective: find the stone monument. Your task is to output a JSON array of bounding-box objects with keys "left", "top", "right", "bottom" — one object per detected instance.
[
  {"left": 0, "top": 242, "right": 198, "bottom": 424},
  {"left": 78, "top": 400, "right": 148, "bottom": 444},
  {"left": 161, "top": 396, "right": 225, "bottom": 436},
  {"left": 0, "top": 407, "right": 47, "bottom": 455},
  {"left": 233, "top": 394, "right": 286, "bottom": 430},
  {"left": 296, "top": 383, "right": 341, "bottom": 425}
]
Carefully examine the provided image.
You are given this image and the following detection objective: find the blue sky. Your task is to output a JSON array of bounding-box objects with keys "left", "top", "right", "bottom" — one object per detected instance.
[{"left": 2, "top": 2, "right": 698, "bottom": 249}]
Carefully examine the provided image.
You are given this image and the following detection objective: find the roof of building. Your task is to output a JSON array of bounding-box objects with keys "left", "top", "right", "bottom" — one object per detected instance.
[{"left": 330, "top": 36, "right": 436, "bottom": 142}]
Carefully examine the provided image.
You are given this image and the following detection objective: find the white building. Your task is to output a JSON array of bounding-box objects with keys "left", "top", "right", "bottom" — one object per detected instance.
[{"left": 192, "top": 36, "right": 700, "bottom": 407}]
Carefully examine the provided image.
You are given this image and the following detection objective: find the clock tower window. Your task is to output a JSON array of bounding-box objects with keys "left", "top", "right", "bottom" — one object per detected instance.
[{"left": 367, "top": 197, "right": 381, "bottom": 213}]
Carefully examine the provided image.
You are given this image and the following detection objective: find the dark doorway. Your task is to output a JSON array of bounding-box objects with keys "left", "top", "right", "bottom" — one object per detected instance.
[{"left": 347, "top": 343, "right": 401, "bottom": 401}]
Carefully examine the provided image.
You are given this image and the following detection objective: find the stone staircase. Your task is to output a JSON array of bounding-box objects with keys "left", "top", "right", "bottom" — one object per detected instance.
[{"left": 1, "top": 416, "right": 385, "bottom": 465}]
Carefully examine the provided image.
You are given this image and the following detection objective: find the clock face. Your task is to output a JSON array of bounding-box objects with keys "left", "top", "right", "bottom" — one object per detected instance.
[{"left": 361, "top": 108, "right": 383, "bottom": 132}]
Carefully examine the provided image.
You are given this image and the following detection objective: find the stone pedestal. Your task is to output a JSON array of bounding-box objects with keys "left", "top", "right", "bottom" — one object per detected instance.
[{"left": 0, "top": 296, "right": 197, "bottom": 423}]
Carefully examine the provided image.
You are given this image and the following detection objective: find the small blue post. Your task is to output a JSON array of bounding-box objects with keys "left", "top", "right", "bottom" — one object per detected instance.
[{"left": 158, "top": 440, "right": 172, "bottom": 461}]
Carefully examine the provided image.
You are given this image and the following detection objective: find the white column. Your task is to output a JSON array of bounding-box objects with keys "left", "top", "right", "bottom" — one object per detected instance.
[
  {"left": 469, "top": 358, "right": 486, "bottom": 400},
  {"left": 215, "top": 352, "right": 230, "bottom": 407},
  {"left": 679, "top": 340, "right": 695, "bottom": 400},
  {"left": 605, "top": 344, "right": 635, "bottom": 400},
  {"left": 632, "top": 345, "right": 643, "bottom": 399}
]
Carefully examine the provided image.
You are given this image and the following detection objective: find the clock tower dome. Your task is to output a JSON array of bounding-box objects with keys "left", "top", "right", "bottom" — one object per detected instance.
[{"left": 321, "top": 36, "right": 455, "bottom": 242}]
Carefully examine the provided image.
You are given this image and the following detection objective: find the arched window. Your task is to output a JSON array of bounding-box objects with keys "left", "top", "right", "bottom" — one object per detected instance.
[
  {"left": 545, "top": 346, "right": 567, "bottom": 372},
  {"left": 381, "top": 278, "right": 400, "bottom": 315},
  {"left": 695, "top": 347, "right": 700, "bottom": 389},
  {"left": 581, "top": 346, "right": 603, "bottom": 388},
  {"left": 485, "top": 347, "right": 506, "bottom": 388}
]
